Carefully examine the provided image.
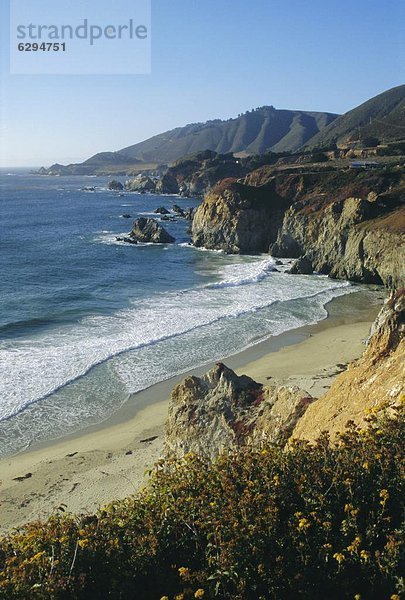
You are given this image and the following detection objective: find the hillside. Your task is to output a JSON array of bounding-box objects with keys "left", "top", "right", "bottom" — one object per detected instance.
[
  {"left": 38, "top": 107, "right": 338, "bottom": 175},
  {"left": 305, "top": 85, "right": 405, "bottom": 149},
  {"left": 119, "top": 107, "right": 337, "bottom": 163}
]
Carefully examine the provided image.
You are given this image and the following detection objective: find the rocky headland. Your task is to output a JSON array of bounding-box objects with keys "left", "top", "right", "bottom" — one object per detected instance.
[{"left": 192, "top": 168, "right": 404, "bottom": 288}]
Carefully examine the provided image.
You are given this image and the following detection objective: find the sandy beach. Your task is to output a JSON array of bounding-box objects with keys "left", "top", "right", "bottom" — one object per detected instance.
[{"left": 0, "top": 288, "right": 385, "bottom": 533}]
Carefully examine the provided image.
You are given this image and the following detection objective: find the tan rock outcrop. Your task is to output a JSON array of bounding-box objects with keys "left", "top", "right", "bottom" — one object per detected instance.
[
  {"left": 164, "top": 363, "right": 313, "bottom": 459},
  {"left": 292, "top": 289, "right": 405, "bottom": 441}
]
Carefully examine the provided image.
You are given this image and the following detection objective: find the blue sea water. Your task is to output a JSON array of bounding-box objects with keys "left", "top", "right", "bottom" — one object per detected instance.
[{"left": 0, "top": 169, "right": 353, "bottom": 456}]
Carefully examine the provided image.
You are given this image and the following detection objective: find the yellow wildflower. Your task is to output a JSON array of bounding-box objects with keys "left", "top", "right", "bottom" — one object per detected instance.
[
  {"left": 362, "top": 462, "right": 369, "bottom": 470},
  {"left": 336, "top": 552, "right": 347, "bottom": 564},
  {"left": 261, "top": 449, "right": 268, "bottom": 456},
  {"left": 354, "top": 595, "right": 361, "bottom": 600},
  {"left": 380, "top": 489, "right": 389, "bottom": 500},
  {"left": 178, "top": 566, "right": 189, "bottom": 578},
  {"left": 175, "top": 595, "right": 185, "bottom": 600},
  {"left": 160, "top": 597, "right": 169, "bottom": 600},
  {"left": 360, "top": 550, "right": 370, "bottom": 561},
  {"left": 78, "top": 539, "right": 89, "bottom": 549},
  {"left": 333, "top": 552, "right": 345, "bottom": 564},
  {"left": 297, "top": 518, "right": 311, "bottom": 531},
  {"left": 273, "top": 474, "right": 280, "bottom": 486},
  {"left": 195, "top": 590, "right": 205, "bottom": 598},
  {"left": 390, "top": 595, "right": 400, "bottom": 600}
]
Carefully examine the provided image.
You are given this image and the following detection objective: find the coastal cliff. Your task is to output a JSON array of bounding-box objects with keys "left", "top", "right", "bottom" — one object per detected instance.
[
  {"left": 164, "top": 290, "right": 404, "bottom": 456},
  {"left": 293, "top": 288, "right": 404, "bottom": 441},
  {"left": 191, "top": 169, "right": 404, "bottom": 287}
]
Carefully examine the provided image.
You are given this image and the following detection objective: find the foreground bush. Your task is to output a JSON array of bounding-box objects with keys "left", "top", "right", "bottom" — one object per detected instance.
[{"left": 0, "top": 408, "right": 403, "bottom": 599}]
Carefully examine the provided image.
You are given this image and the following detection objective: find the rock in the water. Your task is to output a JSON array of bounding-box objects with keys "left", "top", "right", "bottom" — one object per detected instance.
[
  {"left": 154, "top": 206, "right": 170, "bottom": 215},
  {"left": 164, "top": 362, "right": 313, "bottom": 459},
  {"left": 155, "top": 172, "right": 179, "bottom": 195},
  {"left": 125, "top": 176, "right": 156, "bottom": 193},
  {"left": 288, "top": 256, "right": 313, "bottom": 275},
  {"left": 172, "top": 204, "right": 185, "bottom": 216},
  {"left": 121, "top": 214, "right": 132, "bottom": 219},
  {"left": 129, "top": 217, "right": 175, "bottom": 244},
  {"left": 116, "top": 236, "right": 137, "bottom": 244},
  {"left": 108, "top": 180, "right": 124, "bottom": 191}
]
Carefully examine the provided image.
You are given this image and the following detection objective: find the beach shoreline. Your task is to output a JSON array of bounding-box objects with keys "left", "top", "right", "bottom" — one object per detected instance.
[{"left": 0, "top": 286, "right": 386, "bottom": 533}]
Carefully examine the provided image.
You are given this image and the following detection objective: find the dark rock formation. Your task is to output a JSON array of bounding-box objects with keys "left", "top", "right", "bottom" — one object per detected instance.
[
  {"left": 116, "top": 236, "right": 137, "bottom": 244},
  {"left": 125, "top": 176, "right": 156, "bottom": 193},
  {"left": 156, "top": 151, "right": 248, "bottom": 198},
  {"left": 108, "top": 180, "right": 124, "bottom": 191},
  {"left": 154, "top": 206, "right": 170, "bottom": 215},
  {"left": 128, "top": 217, "right": 175, "bottom": 244},
  {"left": 288, "top": 256, "right": 314, "bottom": 275},
  {"left": 192, "top": 178, "right": 290, "bottom": 253},
  {"left": 172, "top": 204, "right": 185, "bottom": 216},
  {"left": 155, "top": 172, "right": 179, "bottom": 195},
  {"left": 164, "top": 363, "right": 313, "bottom": 459},
  {"left": 121, "top": 214, "right": 132, "bottom": 219}
]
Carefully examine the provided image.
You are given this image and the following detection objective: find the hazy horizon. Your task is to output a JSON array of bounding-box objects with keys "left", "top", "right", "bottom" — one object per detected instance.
[{"left": 1, "top": 0, "right": 404, "bottom": 167}]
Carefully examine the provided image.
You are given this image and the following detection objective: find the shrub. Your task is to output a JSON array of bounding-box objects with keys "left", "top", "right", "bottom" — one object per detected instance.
[{"left": 0, "top": 407, "right": 403, "bottom": 599}]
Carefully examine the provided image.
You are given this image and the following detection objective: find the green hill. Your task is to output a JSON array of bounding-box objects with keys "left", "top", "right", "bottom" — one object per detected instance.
[
  {"left": 305, "top": 85, "right": 405, "bottom": 149},
  {"left": 118, "top": 107, "right": 337, "bottom": 164}
]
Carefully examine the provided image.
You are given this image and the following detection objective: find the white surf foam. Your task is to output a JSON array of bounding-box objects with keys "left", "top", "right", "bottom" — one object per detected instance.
[{"left": 0, "top": 257, "right": 352, "bottom": 423}]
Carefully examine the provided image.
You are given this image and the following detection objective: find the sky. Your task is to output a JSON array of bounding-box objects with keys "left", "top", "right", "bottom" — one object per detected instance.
[{"left": 0, "top": 0, "right": 404, "bottom": 167}]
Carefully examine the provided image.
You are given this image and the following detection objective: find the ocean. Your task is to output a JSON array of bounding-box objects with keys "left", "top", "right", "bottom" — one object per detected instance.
[{"left": 0, "top": 170, "right": 354, "bottom": 456}]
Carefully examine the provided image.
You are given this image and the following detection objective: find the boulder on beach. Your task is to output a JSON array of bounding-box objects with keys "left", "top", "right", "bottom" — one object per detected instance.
[{"left": 288, "top": 256, "right": 314, "bottom": 275}]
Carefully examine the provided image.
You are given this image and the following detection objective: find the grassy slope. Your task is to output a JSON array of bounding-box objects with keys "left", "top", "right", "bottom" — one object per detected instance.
[{"left": 305, "top": 85, "right": 405, "bottom": 148}]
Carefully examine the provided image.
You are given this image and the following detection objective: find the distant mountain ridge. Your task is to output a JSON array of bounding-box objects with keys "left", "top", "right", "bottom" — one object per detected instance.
[
  {"left": 39, "top": 107, "right": 338, "bottom": 175},
  {"left": 38, "top": 86, "right": 405, "bottom": 175},
  {"left": 118, "top": 107, "right": 337, "bottom": 164}
]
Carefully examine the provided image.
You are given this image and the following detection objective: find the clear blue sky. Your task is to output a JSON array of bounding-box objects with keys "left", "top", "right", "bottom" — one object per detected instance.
[{"left": 1, "top": 0, "right": 404, "bottom": 167}]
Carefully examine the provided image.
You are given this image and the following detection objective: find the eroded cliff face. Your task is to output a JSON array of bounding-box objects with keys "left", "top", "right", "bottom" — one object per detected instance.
[
  {"left": 271, "top": 193, "right": 404, "bottom": 288},
  {"left": 164, "top": 291, "right": 404, "bottom": 457},
  {"left": 191, "top": 169, "right": 404, "bottom": 287},
  {"left": 164, "top": 363, "right": 313, "bottom": 459},
  {"left": 293, "top": 289, "right": 405, "bottom": 441},
  {"left": 191, "top": 176, "right": 297, "bottom": 253}
]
